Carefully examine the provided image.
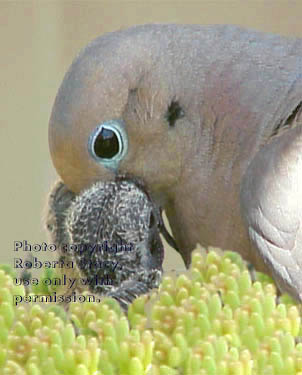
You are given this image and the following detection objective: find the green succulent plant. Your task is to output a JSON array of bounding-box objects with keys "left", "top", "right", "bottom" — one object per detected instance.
[{"left": 1, "top": 247, "right": 302, "bottom": 375}]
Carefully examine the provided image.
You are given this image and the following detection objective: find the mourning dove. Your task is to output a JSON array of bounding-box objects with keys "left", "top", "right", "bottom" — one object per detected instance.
[{"left": 49, "top": 24, "right": 302, "bottom": 301}]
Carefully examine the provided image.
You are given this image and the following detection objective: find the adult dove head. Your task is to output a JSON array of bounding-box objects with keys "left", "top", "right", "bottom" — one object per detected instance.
[{"left": 49, "top": 24, "right": 302, "bottom": 301}]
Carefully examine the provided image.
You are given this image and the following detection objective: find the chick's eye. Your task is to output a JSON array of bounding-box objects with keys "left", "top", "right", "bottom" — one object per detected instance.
[
  {"left": 94, "top": 127, "right": 119, "bottom": 159},
  {"left": 149, "top": 212, "right": 155, "bottom": 229}
]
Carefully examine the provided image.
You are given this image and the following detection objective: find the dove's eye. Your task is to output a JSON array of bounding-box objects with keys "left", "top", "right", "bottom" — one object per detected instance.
[
  {"left": 94, "top": 127, "right": 119, "bottom": 159},
  {"left": 88, "top": 120, "right": 128, "bottom": 171}
]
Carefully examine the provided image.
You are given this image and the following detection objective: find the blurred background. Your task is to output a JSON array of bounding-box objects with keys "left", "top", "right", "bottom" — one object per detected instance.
[{"left": 1, "top": 0, "right": 302, "bottom": 272}]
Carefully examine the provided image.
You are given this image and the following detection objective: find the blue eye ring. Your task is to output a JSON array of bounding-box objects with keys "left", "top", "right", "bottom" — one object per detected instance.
[{"left": 88, "top": 119, "right": 128, "bottom": 171}]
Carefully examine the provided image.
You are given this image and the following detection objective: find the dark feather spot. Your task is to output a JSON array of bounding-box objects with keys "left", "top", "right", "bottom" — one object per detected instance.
[
  {"left": 129, "top": 88, "right": 138, "bottom": 95},
  {"left": 165, "top": 100, "right": 184, "bottom": 127}
]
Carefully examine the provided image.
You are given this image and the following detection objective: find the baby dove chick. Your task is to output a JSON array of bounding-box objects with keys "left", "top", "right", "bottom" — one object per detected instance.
[{"left": 46, "top": 179, "right": 164, "bottom": 310}]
